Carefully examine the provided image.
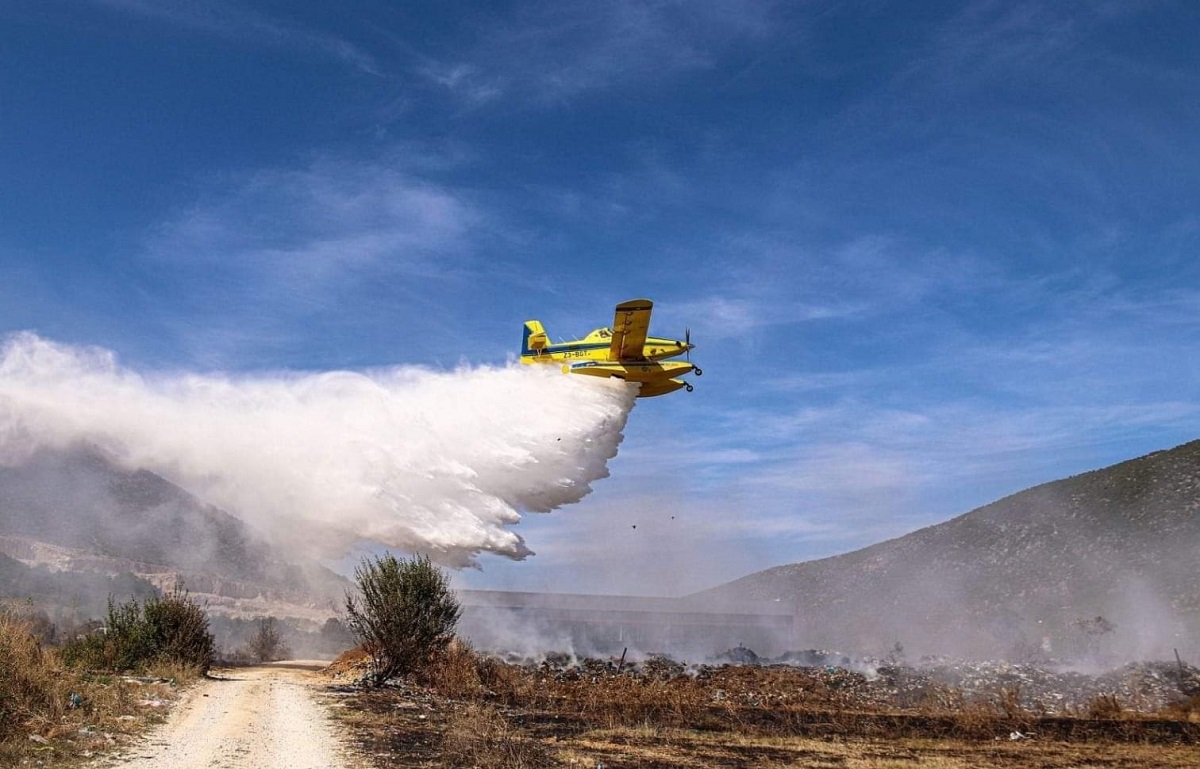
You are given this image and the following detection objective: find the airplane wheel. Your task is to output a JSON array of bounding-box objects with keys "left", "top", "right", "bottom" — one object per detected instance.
[
  {"left": 693, "top": 367, "right": 703, "bottom": 376},
  {"left": 685, "top": 383, "right": 694, "bottom": 393}
]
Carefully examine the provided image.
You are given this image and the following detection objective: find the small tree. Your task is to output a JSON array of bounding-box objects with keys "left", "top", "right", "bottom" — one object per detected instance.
[
  {"left": 247, "top": 617, "right": 291, "bottom": 663},
  {"left": 344, "top": 553, "right": 461, "bottom": 686}
]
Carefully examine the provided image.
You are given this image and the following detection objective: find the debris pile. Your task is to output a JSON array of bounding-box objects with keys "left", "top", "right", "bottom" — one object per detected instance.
[
  {"left": 324, "top": 646, "right": 372, "bottom": 681},
  {"left": 909, "top": 658, "right": 1200, "bottom": 714}
]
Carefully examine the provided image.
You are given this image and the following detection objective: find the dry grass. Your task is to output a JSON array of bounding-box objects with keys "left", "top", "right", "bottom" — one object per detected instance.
[
  {"left": 1, "top": 609, "right": 73, "bottom": 740},
  {"left": 330, "top": 647, "right": 1200, "bottom": 768},
  {"left": 562, "top": 727, "right": 1200, "bottom": 768},
  {"left": 440, "top": 703, "right": 548, "bottom": 768},
  {"left": 0, "top": 609, "right": 194, "bottom": 767},
  {"left": 1160, "top": 693, "right": 1200, "bottom": 723}
]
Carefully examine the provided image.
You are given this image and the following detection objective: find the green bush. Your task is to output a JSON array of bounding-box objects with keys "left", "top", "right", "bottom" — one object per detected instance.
[
  {"left": 62, "top": 586, "right": 215, "bottom": 674},
  {"left": 144, "top": 587, "right": 215, "bottom": 672},
  {"left": 344, "top": 553, "right": 461, "bottom": 685}
]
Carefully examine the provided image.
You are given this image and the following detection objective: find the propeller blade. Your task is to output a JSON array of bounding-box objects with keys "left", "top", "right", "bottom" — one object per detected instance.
[{"left": 685, "top": 327, "right": 691, "bottom": 361}]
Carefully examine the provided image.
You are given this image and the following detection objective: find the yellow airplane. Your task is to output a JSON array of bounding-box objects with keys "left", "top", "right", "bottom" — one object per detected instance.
[{"left": 520, "top": 298, "right": 702, "bottom": 397}]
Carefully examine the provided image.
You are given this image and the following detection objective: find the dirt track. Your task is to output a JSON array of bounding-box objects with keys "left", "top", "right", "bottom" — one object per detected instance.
[{"left": 106, "top": 663, "right": 351, "bottom": 769}]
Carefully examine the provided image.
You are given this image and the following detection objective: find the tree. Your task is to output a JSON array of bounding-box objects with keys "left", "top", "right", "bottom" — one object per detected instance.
[
  {"left": 247, "top": 617, "right": 291, "bottom": 663},
  {"left": 344, "top": 553, "right": 461, "bottom": 685}
]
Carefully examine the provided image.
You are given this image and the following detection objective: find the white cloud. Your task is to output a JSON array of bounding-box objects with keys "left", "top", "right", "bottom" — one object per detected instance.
[
  {"left": 417, "top": 0, "right": 780, "bottom": 103},
  {"left": 89, "top": 0, "right": 379, "bottom": 74},
  {"left": 149, "top": 157, "right": 480, "bottom": 278},
  {"left": 924, "top": 1, "right": 1083, "bottom": 88},
  {"left": 417, "top": 62, "right": 504, "bottom": 106},
  {"left": 135, "top": 153, "right": 486, "bottom": 364}
]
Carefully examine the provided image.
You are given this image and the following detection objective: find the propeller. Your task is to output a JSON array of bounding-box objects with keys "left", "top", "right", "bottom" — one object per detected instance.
[{"left": 685, "top": 327, "right": 702, "bottom": 376}]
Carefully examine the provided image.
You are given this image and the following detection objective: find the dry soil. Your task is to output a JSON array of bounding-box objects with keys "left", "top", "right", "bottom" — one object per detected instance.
[{"left": 99, "top": 662, "right": 351, "bottom": 769}]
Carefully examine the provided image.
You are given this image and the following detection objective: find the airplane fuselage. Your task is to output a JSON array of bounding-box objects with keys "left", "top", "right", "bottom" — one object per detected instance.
[
  {"left": 519, "top": 300, "right": 701, "bottom": 397},
  {"left": 522, "top": 329, "right": 691, "bottom": 364}
]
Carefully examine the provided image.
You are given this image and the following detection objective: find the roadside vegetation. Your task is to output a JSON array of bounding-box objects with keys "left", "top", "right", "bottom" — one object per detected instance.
[
  {"left": 61, "top": 586, "right": 215, "bottom": 675},
  {"left": 0, "top": 588, "right": 215, "bottom": 766},
  {"left": 344, "top": 553, "right": 461, "bottom": 685}
]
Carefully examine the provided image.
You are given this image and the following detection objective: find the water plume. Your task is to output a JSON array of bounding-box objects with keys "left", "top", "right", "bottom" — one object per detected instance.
[{"left": 0, "top": 333, "right": 637, "bottom": 565}]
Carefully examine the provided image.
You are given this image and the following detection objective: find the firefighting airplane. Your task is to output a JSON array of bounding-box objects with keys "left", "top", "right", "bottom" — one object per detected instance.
[{"left": 520, "top": 298, "right": 702, "bottom": 397}]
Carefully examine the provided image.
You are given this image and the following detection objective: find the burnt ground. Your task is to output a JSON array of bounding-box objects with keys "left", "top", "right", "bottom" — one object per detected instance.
[{"left": 323, "top": 651, "right": 1200, "bottom": 768}]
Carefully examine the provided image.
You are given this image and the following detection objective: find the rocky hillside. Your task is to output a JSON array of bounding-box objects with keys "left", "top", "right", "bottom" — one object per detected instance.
[
  {"left": 702, "top": 440, "right": 1200, "bottom": 661},
  {"left": 0, "top": 445, "right": 348, "bottom": 621}
]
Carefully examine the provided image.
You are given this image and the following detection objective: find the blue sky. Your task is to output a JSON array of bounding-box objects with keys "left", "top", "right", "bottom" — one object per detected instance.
[{"left": 4, "top": 1, "right": 1200, "bottom": 594}]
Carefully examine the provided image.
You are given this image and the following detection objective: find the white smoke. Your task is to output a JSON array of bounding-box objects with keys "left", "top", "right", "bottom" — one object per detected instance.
[{"left": 0, "top": 333, "right": 637, "bottom": 565}]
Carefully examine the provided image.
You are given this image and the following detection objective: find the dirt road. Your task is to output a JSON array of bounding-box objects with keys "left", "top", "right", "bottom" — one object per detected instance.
[{"left": 108, "top": 663, "right": 353, "bottom": 769}]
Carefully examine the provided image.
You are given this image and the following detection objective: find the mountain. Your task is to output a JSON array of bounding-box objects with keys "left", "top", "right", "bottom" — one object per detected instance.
[
  {"left": 700, "top": 440, "right": 1200, "bottom": 661},
  {"left": 0, "top": 445, "right": 348, "bottom": 622}
]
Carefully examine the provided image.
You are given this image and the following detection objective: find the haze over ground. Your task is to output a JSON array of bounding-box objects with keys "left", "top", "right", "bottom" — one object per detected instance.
[{"left": 3, "top": 2, "right": 1200, "bottom": 595}]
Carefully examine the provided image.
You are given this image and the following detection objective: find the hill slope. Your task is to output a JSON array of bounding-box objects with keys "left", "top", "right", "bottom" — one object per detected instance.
[
  {"left": 0, "top": 445, "right": 347, "bottom": 620},
  {"left": 701, "top": 440, "right": 1200, "bottom": 660}
]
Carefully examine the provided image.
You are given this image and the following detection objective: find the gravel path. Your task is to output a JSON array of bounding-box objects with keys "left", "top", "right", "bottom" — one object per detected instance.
[{"left": 108, "top": 663, "right": 352, "bottom": 769}]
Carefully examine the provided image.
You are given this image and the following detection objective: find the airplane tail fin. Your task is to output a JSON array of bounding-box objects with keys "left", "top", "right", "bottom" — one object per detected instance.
[{"left": 522, "top": 320, "right": 549, "bottom": 356}]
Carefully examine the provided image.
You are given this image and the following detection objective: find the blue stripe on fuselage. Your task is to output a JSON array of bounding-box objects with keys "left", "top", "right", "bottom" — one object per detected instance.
[
  {"left": 543, "top": 342, "right": 610, "bottom": 353},
  {"left": 521, "top": 330, "right": 684, "bottom": 359},
  {"left": 522, "top": 341, "right": 612, "bottom": 356}
]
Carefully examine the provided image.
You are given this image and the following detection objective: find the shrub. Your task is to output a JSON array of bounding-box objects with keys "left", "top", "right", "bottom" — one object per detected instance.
[
  {"left": 344, "top": 553, "right": 461, "bottom": 685},
  {"left": 246, "top": 617, "right": 291, "bottom": 663},
  {"left": 144, "top": 586, "right": 215, "bottom": 673},
  {"left": 62, "top": 586, "right": 215, "bottom": 674}
]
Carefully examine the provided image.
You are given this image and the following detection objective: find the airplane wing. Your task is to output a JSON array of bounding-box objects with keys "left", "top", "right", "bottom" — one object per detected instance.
[{"left": 609, "top": 299, "right": 653, "bottom": 361}]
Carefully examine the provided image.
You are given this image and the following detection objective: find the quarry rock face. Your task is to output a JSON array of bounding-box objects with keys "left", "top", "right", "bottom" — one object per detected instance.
[
  {"left": 0, "top": 445, "right": 347, "bottom": 621},
  {"left": 701, "top": 440, "right": 1200, "bottom": 661}
]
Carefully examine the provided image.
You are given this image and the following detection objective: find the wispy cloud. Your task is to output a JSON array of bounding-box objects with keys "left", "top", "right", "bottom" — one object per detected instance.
[
  {"left": 136, "top": 153, "right": 486, "bottom": 364},
  {"left": 416, "top": 0, "right": 780, "bottom": 103},
  {"left": 89, "top": 0, "right": 379, "bottom": 74},
  {"left": 609, "top": 260, "right": 1200, "bottom": 569},
  {"left": 667, "top": 233, "right": 998, "bottom": 347},
  {"left": 919, "top": 1, "right": 1084, "bottom": 90},
  {"left": 148, "top": 156, "right": 479, "bottom": 274},
  {"left": 417, "top": 62, "right": 504, "bottom": 106}
]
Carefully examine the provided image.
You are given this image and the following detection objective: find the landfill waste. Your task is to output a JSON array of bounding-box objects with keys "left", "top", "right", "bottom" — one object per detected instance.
[
  {"left": 495, "top": 648, "right": 1200, "bottom": 715},
  {"left": 716, "top": 645, "right": 760, "bottom": 664}
]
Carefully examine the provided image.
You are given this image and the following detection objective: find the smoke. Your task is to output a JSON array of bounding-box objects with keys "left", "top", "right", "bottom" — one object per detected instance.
[{"left": 0, "top": 333, "right": 637, "bottom": 565}]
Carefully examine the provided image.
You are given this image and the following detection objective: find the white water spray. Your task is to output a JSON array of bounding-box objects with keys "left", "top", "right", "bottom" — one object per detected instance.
[{"left": 0, "top": 333, "right": 637, "bottom": 565}]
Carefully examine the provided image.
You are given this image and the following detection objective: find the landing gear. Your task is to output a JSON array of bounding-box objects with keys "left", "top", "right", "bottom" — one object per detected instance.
[
  {"left": 693, "top": 367, "right": 703, "bottom": 376},
  {"left": 685, "top": 382, "right": 694, "bottom": 393}
]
